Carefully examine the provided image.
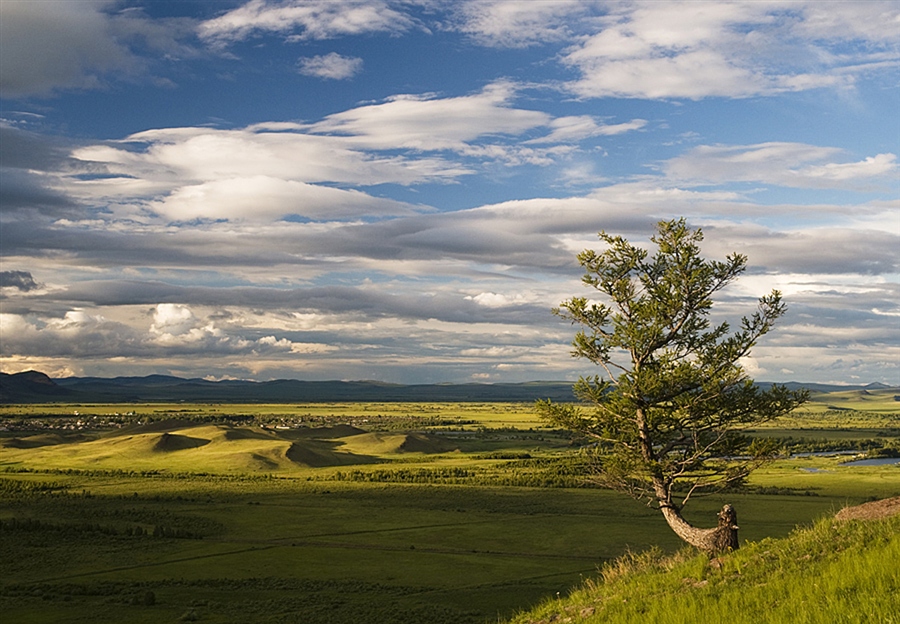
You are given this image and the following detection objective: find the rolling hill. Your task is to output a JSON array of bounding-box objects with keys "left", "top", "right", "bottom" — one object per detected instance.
[{"left": 0, "top": 420, "right": 458, "bottom": 473}]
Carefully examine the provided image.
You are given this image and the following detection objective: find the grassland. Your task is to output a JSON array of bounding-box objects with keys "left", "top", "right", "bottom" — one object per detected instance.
[
  {"left": 509, "top": 510, "right": 900, "bottom": 624},
  {"left": 1, "top": 388, "right": 897, "bottom": 622}
]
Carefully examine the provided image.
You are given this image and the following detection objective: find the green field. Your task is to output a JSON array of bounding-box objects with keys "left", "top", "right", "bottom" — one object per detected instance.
[{"left": 1, "top": 389, "right": 898, "bottom": 622}]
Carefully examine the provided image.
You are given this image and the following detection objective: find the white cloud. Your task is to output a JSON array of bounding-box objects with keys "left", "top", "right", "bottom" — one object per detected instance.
[
  {"left": 663, "top": 142, "right": 899, "bottom": 188},
  {"left": 151, "top": 303, "right": 198, "bottom": 336},
  {"left": 797, "top": 2, "right": 900, "bottom": 43},
  {"left": 459, "top": 345, "right": 531, "bottom": 357},
  {"left": 67, "top": 125, "right": 466, "bottom": 222},
  {"left": 62, "top": 84, "right": 608, "bottom": 223},
  {"left": 602, "top": 51, "right": 785, "bottom": 99},
  {"left": 798, "top": 153, "right": 897, "bottom": 182},
  {"left": 76, "top": 125, "right": 469, "bottom": 188},
  {"left": 561, "top": 1, "right": 899, "bottom": 100},
  {"left": 0, "top": 305, "right": 327, "bottom": 364},
  {"left": 289, "top": 342, "right": 338, "bottom": 354},
  {"left": 465, "top": 292, "right": 533, "bottom": 308},
  {"left": 198, "top": 0, "right": 416, "bottom": 45},
  {"left": 298, "top": 53, "right": 363, "bottom": 80},
  {"left": 309, "top": 82, "right": 550, "bottom": 151},
  {"left": 150, "top": 175, "right": 415, "bottom": 222},
  {"left": 526, "top": 116, "right": 647, "bottom": 144},
  {"left": 0, "top": 309, "right": 145, "bottom": 359},
  {"left": 455, "top": 0, "right": 587, "bottom": 48},
  {"left": 0, "top": 312, "right": 33, "bottom": 337}
]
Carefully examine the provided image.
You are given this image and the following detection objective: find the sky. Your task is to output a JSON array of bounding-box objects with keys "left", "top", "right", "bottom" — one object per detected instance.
[{"left": 0, "top": 0, "right": 898, "bottom": 386}]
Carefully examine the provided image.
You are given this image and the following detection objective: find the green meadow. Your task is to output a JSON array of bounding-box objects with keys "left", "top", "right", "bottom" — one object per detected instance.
[{"left": 1, "top": 388, "right": 898, "bottom": 622}]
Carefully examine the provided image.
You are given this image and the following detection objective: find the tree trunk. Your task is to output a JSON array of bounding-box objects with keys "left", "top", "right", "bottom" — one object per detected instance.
[{"left": 659, "top": 503, "right": 739, "bottom": 554}]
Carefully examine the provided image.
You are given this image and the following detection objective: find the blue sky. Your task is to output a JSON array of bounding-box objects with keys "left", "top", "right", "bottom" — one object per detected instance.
[{"left": 1, "top": 0, "right": 898, "bottom": 385}]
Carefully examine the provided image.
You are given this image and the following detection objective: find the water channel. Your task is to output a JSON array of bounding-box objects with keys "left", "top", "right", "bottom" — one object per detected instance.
[{"left": 840, "top": 456, "right": 900, "bottom": 467}]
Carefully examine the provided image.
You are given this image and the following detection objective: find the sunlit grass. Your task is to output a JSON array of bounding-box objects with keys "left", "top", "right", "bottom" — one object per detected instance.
[
  {"left": 510, "top": 513, "right": 900, "bottom": 624},
  {"left": 0, "top": 401, "right": 546, "bottom": 428}
]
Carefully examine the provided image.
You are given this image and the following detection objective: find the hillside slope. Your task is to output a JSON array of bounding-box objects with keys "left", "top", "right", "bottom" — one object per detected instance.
[{"left": 510, "top": 501, "right": 899, "bottom": 624}]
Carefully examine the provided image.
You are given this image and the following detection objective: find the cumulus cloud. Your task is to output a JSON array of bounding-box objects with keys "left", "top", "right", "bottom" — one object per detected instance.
[
  {"left": 465, "top": 292, "right": 535, "bottom": 308},
  {"left": 198, "top": 0, "right": 416, "bottom": 45},
  {"left": 151, "top": 303, "right": 198, "bottom": 336},
  {"left": 0, "top": 304, "right": 328, "bottom": 365},
  {"left": 298, "top": 52, "right": 363, "bottom": 80},
  {"left": 0, "top": 309, "right": 144, "bottom": 358}
]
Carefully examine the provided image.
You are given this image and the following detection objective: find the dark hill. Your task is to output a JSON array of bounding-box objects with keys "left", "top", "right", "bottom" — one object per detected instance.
[
  {"left": 0, "top": 371, "right": 83, "bottom": 403},
  {"left": 1, "top": 372, "right": 577, "bottom": 403},
  {"left": 3, "top": 372, "right": 895, "bottom": 405}
]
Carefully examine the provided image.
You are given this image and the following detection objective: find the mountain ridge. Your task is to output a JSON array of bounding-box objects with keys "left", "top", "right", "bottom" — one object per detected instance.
[{"left": 1, "top": 370, "right": 895, "bottom": 404}]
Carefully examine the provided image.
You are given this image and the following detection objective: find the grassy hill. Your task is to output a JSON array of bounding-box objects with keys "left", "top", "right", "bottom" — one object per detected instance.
[
  {"left": 0, "top": 420, "right": 461, "bottom": 474},
  {"left": 508, "top": 501, "right": 899, "bottom": 624}
]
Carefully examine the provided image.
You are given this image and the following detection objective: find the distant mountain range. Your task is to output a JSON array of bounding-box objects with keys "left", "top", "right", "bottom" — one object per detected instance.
[
  {"left": 0, "top": 370, "right": 579, "bottom": 404},
  {"left": 0, "top": 370, "right": 895, "bottom": 405}
]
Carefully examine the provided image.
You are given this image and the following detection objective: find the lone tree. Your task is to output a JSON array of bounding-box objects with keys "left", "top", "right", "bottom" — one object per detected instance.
[{"left": 537, "top": 219, "right": 807, "bottom": 554}]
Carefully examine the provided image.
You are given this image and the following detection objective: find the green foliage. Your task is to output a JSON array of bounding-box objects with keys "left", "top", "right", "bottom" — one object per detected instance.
[
  {"left": 0, "top": 478, "right": 67, "bottom": 496},
  {"left": 327, "top": 454, "right": 600, "bottom": 488},
  {"left": 537, "top": 219, "right": 808, "bottom": 513},
  {"left": 332, "top": 466, "right": 476, "bottom": 483}
]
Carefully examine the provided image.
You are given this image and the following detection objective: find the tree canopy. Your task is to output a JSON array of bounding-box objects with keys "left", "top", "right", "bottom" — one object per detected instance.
[{"left": 537, "top": 219, "right": 807, "bottom": 552}]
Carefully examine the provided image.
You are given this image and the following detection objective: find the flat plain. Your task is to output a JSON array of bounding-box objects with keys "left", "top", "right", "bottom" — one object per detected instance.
[{"left": 1, "top": 389, "right": 898, "bottom": 623}]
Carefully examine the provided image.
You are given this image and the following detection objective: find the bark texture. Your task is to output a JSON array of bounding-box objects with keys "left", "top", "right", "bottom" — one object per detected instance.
[{"left": 659, "top": 503, "right": 739, "bottom": 554}]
